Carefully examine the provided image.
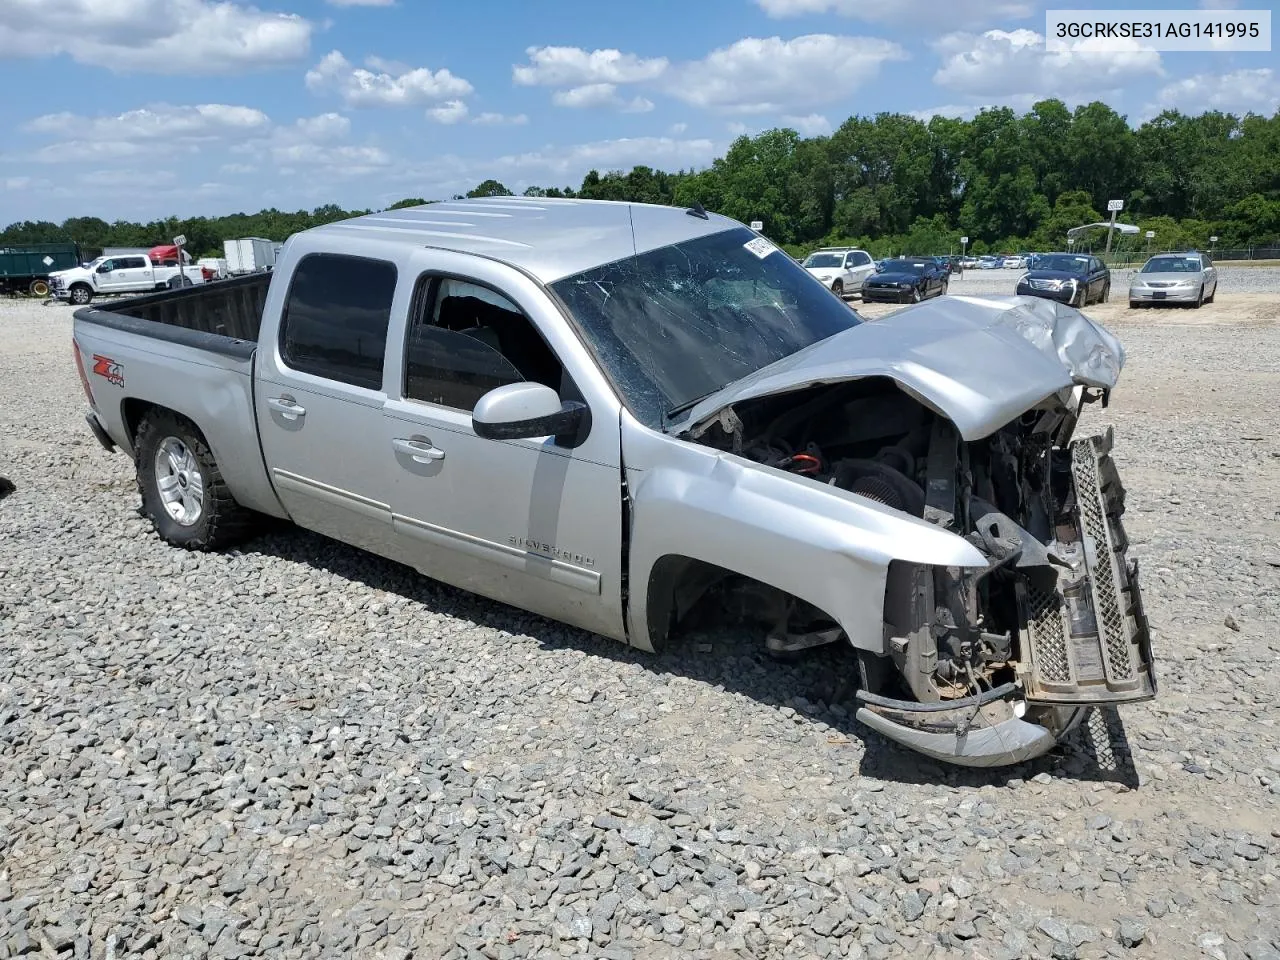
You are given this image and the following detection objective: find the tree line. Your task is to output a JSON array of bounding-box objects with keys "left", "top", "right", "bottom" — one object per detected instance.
[{"left": 3, "top": 99, "right": 1277, "bottom": 260}]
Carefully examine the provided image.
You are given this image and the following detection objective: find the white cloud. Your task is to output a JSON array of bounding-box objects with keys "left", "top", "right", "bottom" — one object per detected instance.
[
  {"left": 669, "top": 122, "right": 688, "bottom": 134},
  {"left": 293, "top": 112, "right": 351, "bottom": 141},
  {"left": 0, "top": 0, "right": 311, "bottom": 74},
  {"left": 932, "top": 29, "right": 1162, "bottom": 101},
  {"left": 908, "top": 103, "right": 990, "bottom": 121},
  {"left": 550, "top": 84, "right": 654, "bottom": 113},
  {"left": 472, "top": 112, "right": 529, "bottom": 126},
  {"left": 494, "top": 136, "right": 719, "bottom": 178},
  {"left": 781, "top": 113, "right": 832, "bottom": 135},
  {"left": 26, "top": 104, "right": 270, "bottom": 142},
  {"left": 754, "top": 0, "right": 1035, "bottom": 23},
  {"left": 270, "top": 143, "right": 391, "bottom": 174},
  {"left": 668, "top": 35, "right": 907, "bottom": 113},
  {"left": 221, "top": 163, "right": 256, "bottom": 175},
  {"left": 428, "top": 100, "right": 469, "bottom": 124},
  {"left": 513, "top": 46, "right": 669, "bottom": 87},
  {"left": 306, "top": 50, "right": 473, "bottom": 107},
  {"left": 1144, "top": 68, "right": 1279, "bottom": 117}
]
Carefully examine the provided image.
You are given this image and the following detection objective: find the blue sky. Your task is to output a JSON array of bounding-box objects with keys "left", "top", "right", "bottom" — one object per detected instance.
[{"left": 1, "top": 0, "right": 1275, "bottom": 223}]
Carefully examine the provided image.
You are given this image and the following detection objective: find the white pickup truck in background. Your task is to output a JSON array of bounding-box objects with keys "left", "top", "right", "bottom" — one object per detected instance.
[{"left": 50, "top": 254, "right": 205, "bottom": 305}]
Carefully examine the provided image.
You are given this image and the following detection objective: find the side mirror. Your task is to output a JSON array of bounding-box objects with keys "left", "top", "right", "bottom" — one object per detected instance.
[
  {"left": 472, "top": 382, "right": 589, "bottom": 447},
  {"left": 96, "top": 264, "right": 111, "bottom": 274}
]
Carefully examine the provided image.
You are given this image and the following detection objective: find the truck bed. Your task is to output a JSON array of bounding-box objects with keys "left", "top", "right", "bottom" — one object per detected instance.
[{"left": 75, "top": 273, "right": 269, "bottom": 357}]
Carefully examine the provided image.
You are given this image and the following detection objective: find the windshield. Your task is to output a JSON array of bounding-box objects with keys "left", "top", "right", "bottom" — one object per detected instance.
[
  {"left": 803, "top": 253, "right": 844, "bottom": 268},
  {"left": 882, "top": 261, "right": 927, "bottom": 275},
  {"left": 1035, "top": 254, "right": 1089, "bottom": 272},
  {"left": 1142, "top": 256, "right": 1201, "bottom": 273},
  {"left": 551, "top": 227, "right": 863, "bottom": 428}
]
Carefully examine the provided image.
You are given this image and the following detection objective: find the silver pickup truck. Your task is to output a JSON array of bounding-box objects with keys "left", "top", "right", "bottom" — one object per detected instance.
[{"left": 72, "top": 198, "right": 1155, "bottom": 767}]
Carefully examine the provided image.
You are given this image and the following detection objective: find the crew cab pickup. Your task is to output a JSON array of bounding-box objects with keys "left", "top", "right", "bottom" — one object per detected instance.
[
  {"left": 72, "top": 198, "right": 1156, "bottom": 768},
  {"left": 51, "top": 254, "right": 204, "bottom": 305}
]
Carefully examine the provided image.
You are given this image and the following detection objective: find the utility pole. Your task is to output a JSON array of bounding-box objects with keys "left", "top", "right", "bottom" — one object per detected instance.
[{"left": 1105, "top": 199, "right": 1123, "bottom": 255}]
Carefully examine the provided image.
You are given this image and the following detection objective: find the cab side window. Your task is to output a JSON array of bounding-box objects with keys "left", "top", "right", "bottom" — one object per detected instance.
[
  {"left": 279, "top": 253, "right": 397, "bottom": 390},
  {"left": 403, "top": 277, "right": 565, "bottom": 412}
]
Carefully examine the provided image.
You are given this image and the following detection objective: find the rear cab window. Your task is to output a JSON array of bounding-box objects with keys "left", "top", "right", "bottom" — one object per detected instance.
[{"left": 279, "top": 253, "right": 398, "bottom": 390}]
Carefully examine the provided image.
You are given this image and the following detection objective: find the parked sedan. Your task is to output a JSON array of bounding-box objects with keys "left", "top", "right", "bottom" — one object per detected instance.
[
  {"left": 861, "top": 258, "right": 948, "bottom": 303},
  {"left": 1015, "top": 252, "right": 1110, "bottom": 307},
  {"left": 1129, "top": 251, "right": 1218, "bottom": 308}
]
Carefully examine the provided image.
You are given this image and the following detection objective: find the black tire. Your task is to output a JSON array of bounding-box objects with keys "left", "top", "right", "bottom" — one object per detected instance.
[
  {"left": 832, "top": 279, "right": 844, "bottom": 299},
  {"left": 69, "top": 284, "right": 93, "bottom": 306},
  {"left": 1207, "top": 282, "right": 1216, "bottom": 303},
  {"left": 910, "top": 287, "right": 921, "bottom": 303},
  {"left": 939, "top": 280, "right": 949, "bottom": 297},
  {"left": 134, "top": 410, "right": 254, "bottom": 550},
  {"left": 1129, "top": 301, "right": 1140, "bottom": 309},
  {"left": 1099, "top": 282, "right": 1110, "bottom": 304},
  {"left": 1192, "top": 285, "right": 1204, "bottom": 309},
  {"left": 29, "top": 278, "right": 50, "bottom": 297}
]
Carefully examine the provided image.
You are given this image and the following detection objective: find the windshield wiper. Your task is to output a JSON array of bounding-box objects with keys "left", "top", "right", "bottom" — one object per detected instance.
[{"left": 664, "top": 388, "right": 721, "bottom": 423}]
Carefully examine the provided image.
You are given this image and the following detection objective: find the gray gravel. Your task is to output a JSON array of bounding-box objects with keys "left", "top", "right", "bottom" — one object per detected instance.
[{"left": 2, "top": 297, "right": 1278, "bottom": 959}]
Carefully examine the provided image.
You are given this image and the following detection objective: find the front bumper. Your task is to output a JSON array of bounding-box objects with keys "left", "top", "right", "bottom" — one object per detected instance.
[
  {"left": 862, "top": 286, "right": 913, "bottom": 303},
  {"left": 1016, "top": 284, "right": 1075, "bottom": 303},
  {"left": 1129, "top": 286, "right": 1198, "bottom": 303}
]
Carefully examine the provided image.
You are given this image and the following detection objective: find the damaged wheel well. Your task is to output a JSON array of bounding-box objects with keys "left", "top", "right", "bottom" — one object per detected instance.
[{"left": 644, "top": 554, "right": 840, "bottom": 652}]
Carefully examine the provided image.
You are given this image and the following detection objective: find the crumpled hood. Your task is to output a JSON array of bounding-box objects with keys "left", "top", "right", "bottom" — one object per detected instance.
[{"left": 679, "top": 294, "right": 1125, "bottom": 442}]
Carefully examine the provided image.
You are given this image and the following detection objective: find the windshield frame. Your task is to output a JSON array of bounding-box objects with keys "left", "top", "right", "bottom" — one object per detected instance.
[
  {"left": 803, "top": 252, "right": 845, "bottom": 268},
  {"left": 548, "top": 226, "right": 866, "bottom": 430},
  {"left": 1034, "top": 254, "right": 1090, "bottom": 272},
  {"left": 1141, "top": 256, "right": 1201, "bottom": 274}
]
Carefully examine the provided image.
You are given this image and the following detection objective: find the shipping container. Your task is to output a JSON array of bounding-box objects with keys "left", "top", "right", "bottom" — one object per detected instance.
[{"left": 0, "top": 242, "right": 83, "bottom": 296}]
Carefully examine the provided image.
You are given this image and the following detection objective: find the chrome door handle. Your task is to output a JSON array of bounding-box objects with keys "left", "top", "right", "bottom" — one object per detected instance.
[
  {"left": 267, "top": 396, "right": 306, "bottom": 420},
  {"left": 392, "top": 437, "right": 445, "bottom": 463}
]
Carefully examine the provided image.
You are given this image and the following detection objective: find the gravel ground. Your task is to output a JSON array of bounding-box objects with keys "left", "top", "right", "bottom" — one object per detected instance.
[{"left": 2, "top": 294, "right": 1278, "bottom": 960}]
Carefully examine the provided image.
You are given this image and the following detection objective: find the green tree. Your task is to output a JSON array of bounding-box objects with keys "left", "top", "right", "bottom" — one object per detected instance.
[{"left": 466, "top": 179, "right": 513, "bottom": 198}]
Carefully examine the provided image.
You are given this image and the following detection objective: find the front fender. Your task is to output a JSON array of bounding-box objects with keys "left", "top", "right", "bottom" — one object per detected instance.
[{"left": 622, "top": 415, "right": 985, "bottom": 652}]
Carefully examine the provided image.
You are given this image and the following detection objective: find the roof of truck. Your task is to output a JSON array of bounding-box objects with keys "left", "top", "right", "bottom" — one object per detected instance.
[{"left": 307, "top": 196, "right": 744, "bottom": 284}]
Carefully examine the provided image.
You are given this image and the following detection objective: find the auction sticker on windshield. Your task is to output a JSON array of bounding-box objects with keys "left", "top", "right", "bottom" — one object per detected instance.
[{"left": 744, "top": 237, "right": 778, "bottom": 259}]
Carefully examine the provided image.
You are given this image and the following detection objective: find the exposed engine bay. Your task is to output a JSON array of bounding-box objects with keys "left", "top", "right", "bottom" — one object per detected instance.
[{"left": 689, "top": 376, "right": 1157, "bottom": 766}]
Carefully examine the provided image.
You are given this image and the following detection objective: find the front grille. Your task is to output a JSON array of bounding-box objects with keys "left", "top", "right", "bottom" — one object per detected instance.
[
  {"left": 1071, "top": 437, "right": 1133, "bottom": 681},
  {"left": 1026, "top": 581, "right": 1071, "bottom": 683},
  {"left": 1028, "top": 279, "right": 1062, "bottom": 291}
]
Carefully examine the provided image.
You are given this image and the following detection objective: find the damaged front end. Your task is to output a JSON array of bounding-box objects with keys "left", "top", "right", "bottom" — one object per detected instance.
[{"left": 683, "top": 325, "right": 1156, "bottom": 767}]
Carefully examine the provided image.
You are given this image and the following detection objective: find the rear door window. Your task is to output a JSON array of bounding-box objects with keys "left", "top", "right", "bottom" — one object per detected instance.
[{"left": 279, "top": 253, "right": 397, "bottom": 390}]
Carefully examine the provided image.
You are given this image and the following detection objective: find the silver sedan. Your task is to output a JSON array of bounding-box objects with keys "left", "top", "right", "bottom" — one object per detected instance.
[{"left": 1129, "top": 251, "right": 1218, "bottom": 308}]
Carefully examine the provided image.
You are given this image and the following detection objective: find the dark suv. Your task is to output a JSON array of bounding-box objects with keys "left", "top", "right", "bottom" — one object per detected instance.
[{"left": 1015, "top": 253, "right": 1110, "bottom": 307}]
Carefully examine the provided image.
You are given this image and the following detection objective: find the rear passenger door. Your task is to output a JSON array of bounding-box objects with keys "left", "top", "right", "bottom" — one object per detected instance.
[
  {"left": 254, "top": 252, "right": 401, "bottom": 558},
  {"left": 846, "top": 251, "right": 875, "bottom": 291}
]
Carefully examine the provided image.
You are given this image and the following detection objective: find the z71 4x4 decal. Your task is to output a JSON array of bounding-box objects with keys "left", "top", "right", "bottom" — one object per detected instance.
[{"left": 92, "top": 355, "right": 125, "bottom": 387}]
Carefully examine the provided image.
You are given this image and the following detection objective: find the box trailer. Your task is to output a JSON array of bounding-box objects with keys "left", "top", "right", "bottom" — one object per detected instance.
[
  {"left": 1, "top": 242, "right": 84, "bottom": 296},
  {"left": 222, "top": 237, "right": 277, "bottom": 275}
]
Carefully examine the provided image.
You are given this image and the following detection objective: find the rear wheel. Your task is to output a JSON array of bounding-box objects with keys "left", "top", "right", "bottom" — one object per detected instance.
[
  {"left": 1099, "top": 282, "right": 1110, "bottom": 304},
  {"left": 134, "top": 410, "right": 254, "bottom": 550},
  {"left": 1206, "top": 282, "right": 1216, "bottom": 304}
]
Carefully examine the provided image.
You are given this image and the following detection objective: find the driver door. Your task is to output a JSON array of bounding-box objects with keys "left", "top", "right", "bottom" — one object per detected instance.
[
  {"left": 94, "top": 259, "right": 122, "bottom": 291},
  {"left": 380, "top": 254, "right": 625, "bottom": 641}
]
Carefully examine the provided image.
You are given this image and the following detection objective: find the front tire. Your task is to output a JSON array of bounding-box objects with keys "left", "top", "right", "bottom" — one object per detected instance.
[
  {"left": 29, "top": 279, "right": 50, "bottom": 297},
  {"left": 1192, "top": 285, "right": 1204, "bottom": 309},
  {"left": 910, "top": 287, "right": 921, "bottom": 303},
  {"left": 832, "top": 279, "right": 844, "bottom": 299},
  {"left": 69, "top": 284, "right": 93, "bottom": 306},
  {"left": 134, "top": 410, "right": 253, "bottom": 550}
]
